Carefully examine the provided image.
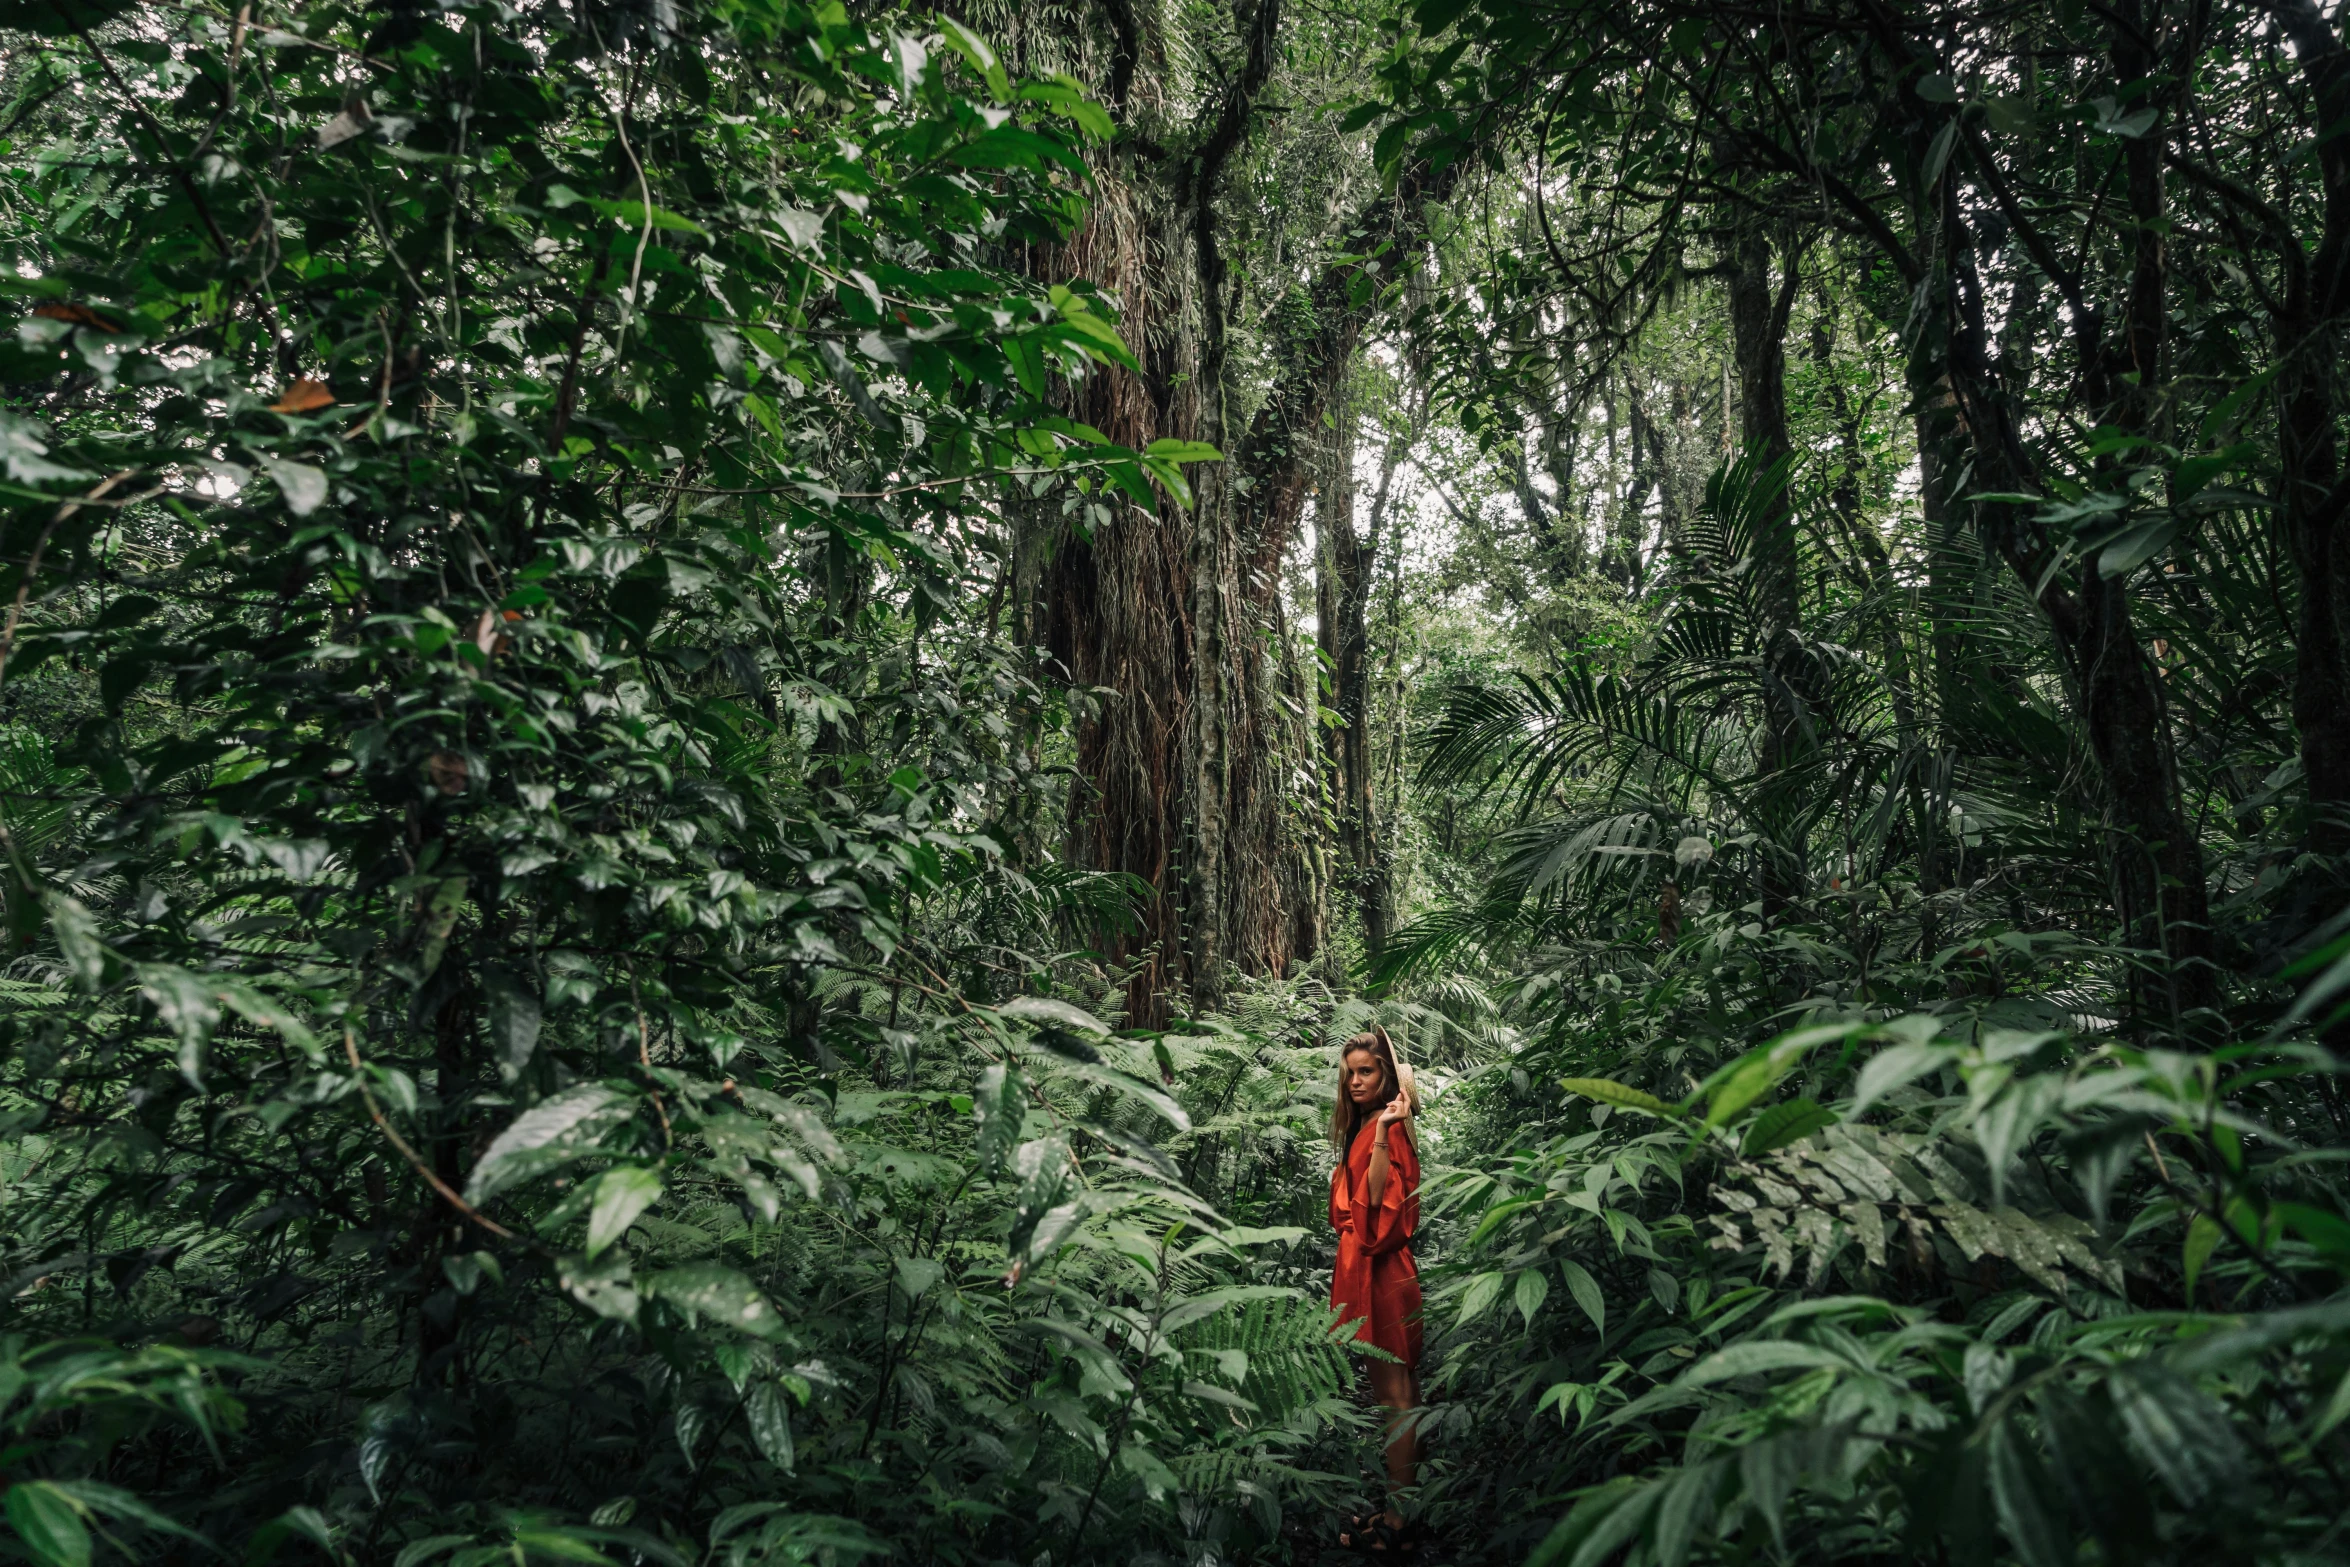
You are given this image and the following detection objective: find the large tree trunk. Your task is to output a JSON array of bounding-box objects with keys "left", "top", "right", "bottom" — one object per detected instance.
[
  {"left": 1039, "top": 175, "right": 1203, "bottom": 1026},
  {"left": 1035, "top": 0, "right": 1451, "bottom": 1023}
]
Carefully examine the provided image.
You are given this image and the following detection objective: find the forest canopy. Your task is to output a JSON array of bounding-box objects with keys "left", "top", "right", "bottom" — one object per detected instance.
[{"left": 3, "top": 0, "right": 2350, "bottom": 1564}]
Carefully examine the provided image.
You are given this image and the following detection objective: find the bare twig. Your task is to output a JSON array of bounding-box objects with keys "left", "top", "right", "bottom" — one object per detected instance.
[{"left": 343, "top": 1029, "right": 517, "bottom": 1241}]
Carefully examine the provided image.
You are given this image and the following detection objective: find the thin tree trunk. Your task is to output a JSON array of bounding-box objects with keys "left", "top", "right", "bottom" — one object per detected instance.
[
  {"left": 2261, "top": 0, "right": 2350, "bottom": 850},
  {"left": 1728, "top": 222, "right": 1808, "bottom": 917}
]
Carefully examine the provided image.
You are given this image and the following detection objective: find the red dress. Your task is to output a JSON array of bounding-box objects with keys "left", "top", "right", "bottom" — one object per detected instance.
[{"left": 1329, "top": 1117, "right": 1422, "bottom": 1368}]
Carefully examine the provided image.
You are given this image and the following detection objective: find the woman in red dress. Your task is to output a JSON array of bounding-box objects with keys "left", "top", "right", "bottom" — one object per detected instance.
[{"left": 1329, "top": 1026, "right": 1424, "bottom": 1551}]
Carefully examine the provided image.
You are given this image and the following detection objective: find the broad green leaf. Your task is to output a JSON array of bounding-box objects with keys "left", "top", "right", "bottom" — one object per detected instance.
[
  {"left": 1142, "top": 439, "right": 1224, "bottom": 465},
  {"left": 1513, "top": 1267, "right": 1550, "bottom": 1326},
  {"left": 587, "top": 1165, "right": 663, "bottom": 1260},
  {"left": 1699, "top": 1025, "right": 1851, "bottom": 1126},
  {"left": 1741, "top": 1098, "right": 1838, "bottom": 1157},
  {"left": 1850, "top": 1040, "right": 1954, "bottom": 1116},
  {"left": 1988, "top": 1418, "right": 2069, "bottom": 1567},
  {"left": 254, "top": 454, "right": 328, "bottom": 516},
  {"left": 136, "top": 962, "right": 221, "bottom": 1088},
  {"left": 394, "top": 1534, "right": 475, "bottom": 1567},
  {"left": 746, "top": 1378, "right": 795, "bottom": 1471},
  {"left": 997, "top": 995, "right": 1110, "bottom": 1034},
  {"left": 1681, "top": 1341, "right": 1847, "bottom": 1386},
  {"left": 2181, "top": 1213, "right": 2222, "bottom": 1301},
  {"left": 971, "top": 1061, "right": 1026, "bottom": 1176},
  {"left": 1119, "top": 1443, "right": 1178, "bottom": 1501},
  {"left": 895, "top": 1255, "right": 944, "bottom": 1300},
  {"left": 4, "top": 1483, "right": 90, "bottom": 1567},
  {"left": 485, "top": 964, "right": 543, "bottom": 1083},
  {"left": 2108, "top": 1366, "right": 2246, "bottom": 1505},
  {"left": 2315, "top": 1366, "right": 2350, "bottom": 1441},
  {"left": 43, "top": 892, "right": 105, "bottom": 992},
  {"left": 1559, "top": 1259, "right": 1605, "bottom": 1337},
  {"left": 1560, "top": 1077, "right": 1677, "bottom": 1117},
  {"left": 558, "top": 1250, "right": 639, "bottom": 1325},
  {"left": 1455, "top": 1269, "right": 1507, "bottom": 1324},
  {"left": 936, "top": 16, "right": 1010, "bottom": 99},
  {"left": 467, "top": 1084, "right": 634, "bottom": 1203},
  {"left": 2097, "top": 516, "right": 2182, "bottom": 577},
  {"left": 641, "top": 1263, "right": 784, "bottom": 1339}
]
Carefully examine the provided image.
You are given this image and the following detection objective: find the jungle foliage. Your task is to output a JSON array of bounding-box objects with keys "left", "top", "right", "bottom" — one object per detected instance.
[{"left": 6, "top": 0, "right": 2350, "bottom": 1565}]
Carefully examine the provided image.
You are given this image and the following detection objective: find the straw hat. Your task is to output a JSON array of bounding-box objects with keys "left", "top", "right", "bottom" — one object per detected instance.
[{"left": 1386, "top": 1030, "right": 1420, "bottom": 1146}]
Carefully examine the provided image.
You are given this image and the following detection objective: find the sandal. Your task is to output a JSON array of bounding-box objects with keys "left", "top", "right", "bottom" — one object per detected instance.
[{"left": 1361, "top": 1519, "right": 1420, "bottom": 1557}]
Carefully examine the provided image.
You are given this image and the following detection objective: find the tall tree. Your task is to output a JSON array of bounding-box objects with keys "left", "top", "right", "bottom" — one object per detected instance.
[{"left": 1034, "top": 0, "right": 1452, "bottom": 1022}]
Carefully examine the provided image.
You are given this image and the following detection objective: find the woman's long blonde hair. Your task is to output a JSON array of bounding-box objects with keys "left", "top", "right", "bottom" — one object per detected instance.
[{"left": 1329, "top": 1025, "right": 1419, "bottom": 1152}]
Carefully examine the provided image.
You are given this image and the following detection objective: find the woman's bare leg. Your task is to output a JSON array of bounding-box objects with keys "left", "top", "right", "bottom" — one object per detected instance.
[{"left": 1366, "top": 1360, "right": 1420, "bottom": 1526}]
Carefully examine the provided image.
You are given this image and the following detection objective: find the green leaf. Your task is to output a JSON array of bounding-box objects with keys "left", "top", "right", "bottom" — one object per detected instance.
[
  {"left": 1138, "top": 456, "right": 1195, "bottom": 509},
  {"left": 137, "top": 962, "right": 221, "bottom": 1088},
  {"left": 5, "top": 1483, "right": 90, "bottom": 1567},
  {"left": 1560, "top": 1077, "right": 1678, "bottom": 1117},
  {"left": 247, "top": 1505, "right": 336, "bottom": 1565},
  {"left": 1741, "top": 1098, "right": 1839, "bottom": 1157},
  {"left": 1559, "top": 1259, "right": 1605, "bottom": 1337},
  {"left": 466, "top": 1084, "right": 634, "bottom": 1203},
  {"left": 2182, "top": 1212, "right": 2222, "bottom": 1299},
  {"left": 1700, "top": 1025, "right": 1850, "bottom": 1126},
  {"left": 1916, "top": 119, "right": 1958, "bottom": 193},
  {"left": 2096, "top": 516, "right": 2182, "bottom": 577},
  {"left": 484, "top": 965, "right": 543, "bottom": 1083},
  {"left": 1119, "top": 1442, "right": 1179, "bottom": 1501},
  {"left": 971, "top": 1061, "right": 1026, "bottom": 1176},
  {"left": 1988, "top": 1418, "right": 2069, "bottom": 1567},
  {"left": 936, "top": 16, "right": 1009, "bottom": 98},
  {"left": 1142, "top": 439, "right": 1223, "bottom": 464},
  {"left": 254, "top": 454, "right": 328, "bottom": 517},
  {"left": 1526, "top": 1478, "right": 1648, "bottom": 1567},
  {"left": 1006, "top": 1134, "right": 1075, "bottom": 1262},
  {"left": 586, "top": 1165, "right": 663, "bottom": 1260},
  {"left": 2201, "top": 366, "right": 2282, "bottom": 442},
  {"left": 2314, "top": 1366, "right": 2350, "bottom": 1441},
  {"left": 2171, "top": 443, "right": 2253, "bottom": 504},
  {"left": 1851, "top": 1039, "right": 1954, "bottom": 1115},
  {"left": 997, "top": 995, "right": 1109, "bottom": 1034},
  {"left": 2108, "top": 1366, "right": 2246, "bottom": 1506},
  {"left": 557, "top": 1250, "right": 639, "bottom": 1324},
  {"left": 1455, "top": 1269, "right": 1507, "bottom": 1324},
  {"left": 746, "top": 1378, "right": 795, "bottom": 1471},
  {"left": 393, "top": 1535, "right": 473, "bottom": 1567},
  {"left": 43, "top": 892, "right": 106, "bottom": 992},
  {"left": 2277, "top": 1201, "right": 2350, "bottom": 1263},
  {"left": 895, "top": 1255, "right": 943, "bottom": 1300},
  {"left": 1020, "top": 79, "right": 1113, "bottom": 141},
  {"left": 1681, "top": 1341, "right": 1847, "bottom": 1385},
  {"left": 1513, "top": 1267, "right": 1550, "bottom": 1326},
  {"left": 641, "top": 1263, "right": 784, "bottom": 1339}
]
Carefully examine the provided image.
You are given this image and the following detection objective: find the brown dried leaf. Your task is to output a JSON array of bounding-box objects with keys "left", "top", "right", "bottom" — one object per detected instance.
[
  {"left": 269, "top": 378, "right": 335, "bottom": 414},
  {"left": 32, "top": 302, "right": 119, "bottom": 333}
]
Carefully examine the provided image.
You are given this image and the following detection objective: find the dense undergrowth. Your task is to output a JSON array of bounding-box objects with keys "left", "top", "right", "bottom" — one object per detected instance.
[{"left": 7, "top": 0, "right": 2350, "bottom": 1566}]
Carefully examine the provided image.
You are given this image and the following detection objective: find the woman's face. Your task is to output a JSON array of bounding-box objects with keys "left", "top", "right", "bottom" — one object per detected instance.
[{"left": 1344, "top": 1049, "right": 1390, "bottom": 1107}]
